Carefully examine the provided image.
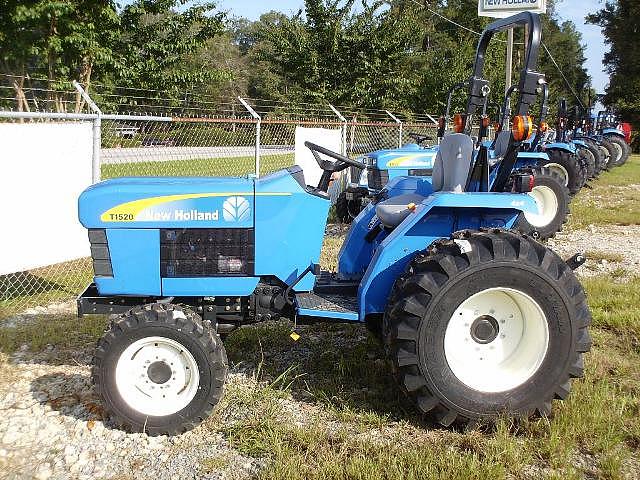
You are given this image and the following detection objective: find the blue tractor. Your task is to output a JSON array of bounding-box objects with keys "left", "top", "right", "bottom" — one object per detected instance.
[
  {"left": 595, "top": 109, "right": 631, "bottom": 166},
  {"left": 77, "top": 13, "right": 591, "bottom": 435},
  {"left": 335, "top": 134, "right": 437, "bottom": 222}
]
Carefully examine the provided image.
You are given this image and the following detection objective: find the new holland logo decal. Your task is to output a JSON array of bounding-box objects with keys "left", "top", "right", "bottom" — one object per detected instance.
[
  {"left": 223, "top": 196, "right": 251, "bottom": 222},
  {"left": 100, "top": 192, "right": 289, "bottom": 223}
]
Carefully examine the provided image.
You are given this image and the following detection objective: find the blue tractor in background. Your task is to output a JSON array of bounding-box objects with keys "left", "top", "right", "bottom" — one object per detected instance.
[
  {"left": 595, "top": 109, "right": 631, "bottom": 166},
  {"left": 76, "top": 13, "right": 591, "bottom": 436},
  {"left": 335, "top": 134, "right": 438, "bottom": 222}
]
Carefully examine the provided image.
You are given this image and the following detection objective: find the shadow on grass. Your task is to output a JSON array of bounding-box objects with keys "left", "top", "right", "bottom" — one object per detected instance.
[{"left": 222, "top": 321, "right": 435, "bottom": 429}]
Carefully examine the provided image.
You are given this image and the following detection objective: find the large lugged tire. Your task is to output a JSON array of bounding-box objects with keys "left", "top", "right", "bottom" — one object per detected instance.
[
  {"left": 514, "top": 167, "right": 570, "bottom": 240},
  {"left": 599, "top": 138, "right": 617, "bottom": 170},
  {"left": 606, "top": 135, "right": 630, "bottom": 167},
  {"left": 541, "top": 149, "right": 583, "bottom": 195},
  {"left": 92, "top": 303, "right": 228, "bottom": 435},
  {"left": 335, "top": 192, "right": 352, "bottom": 223},
  {"left": 582, "top": 139, "right": 605, "bottom": 175},
  {"left": 577, "top": 146, "right": 596, "bottom": 179},
  {"left": 383, "top": 230, "right": 591, "bottom": 427}
]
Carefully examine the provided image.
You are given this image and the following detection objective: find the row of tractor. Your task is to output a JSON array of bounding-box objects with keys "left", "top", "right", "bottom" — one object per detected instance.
[
  {"left": 76, "top": 13, "right": 594, "bottom": 435},
  {"left": 337, "top": 80, "right": 631, "bottom": 242}
]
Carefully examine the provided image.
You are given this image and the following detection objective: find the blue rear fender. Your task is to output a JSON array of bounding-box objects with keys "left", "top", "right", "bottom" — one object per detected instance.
[
  {"left": 602, "top": 128, "right": 625, "bottom": 138},
  {"left": 545, "top": 142, "right": 576, "bottom": 154},
  {"left": 356, "top": 191, "right": 538, "bottom": 318}
]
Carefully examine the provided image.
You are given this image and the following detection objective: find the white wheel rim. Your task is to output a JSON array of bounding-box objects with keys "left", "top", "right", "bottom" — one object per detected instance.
[
  {"left": 524, "top": 185, "right": 559, "bottom": 228},
  {"left": 444, "top": 288, "right": 549, "bottom": 393},
  {"left": 612, "top": 142, "right": 623, "bottom": 162},
  {"left": 545, "top": 163, "right": 569, "bottom": 186},
  {"left": 115, "top": 336, "right": 200, "bottom": 416}
]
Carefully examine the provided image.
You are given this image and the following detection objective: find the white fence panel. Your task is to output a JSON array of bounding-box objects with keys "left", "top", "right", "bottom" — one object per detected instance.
[{"left": 0, "top": 122, "right": 92, "bottom": 275}]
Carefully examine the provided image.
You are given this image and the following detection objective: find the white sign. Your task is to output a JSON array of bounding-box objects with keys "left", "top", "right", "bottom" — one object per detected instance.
[
  {"left": 478, "top": 0, "right": 546, "bottom": 18},
  {"left": 0, "top": 122, "right": 92, "bottom": 275},
  {"left": 293, "top": 126, "right": 342, "bottom": 189}
]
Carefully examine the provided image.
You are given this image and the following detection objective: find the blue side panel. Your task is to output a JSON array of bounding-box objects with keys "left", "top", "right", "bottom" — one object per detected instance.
[
  {"left": 254, "top": 169, "right": 330, "bottom": 291},
  {"left": 161, "top": 277, "right": 259, "bottom": 296},
  {"left": 97, "top": 229, "right": 161, "bottom": 295},
  {"left": 338, "top": 176, "right": 434, "bottom": 278},
  {"left": 337, "top": 201, "right": 379, "bottom": 278},
  {"left": 296, "top": 308, "right": 359, "bottom": 321}
]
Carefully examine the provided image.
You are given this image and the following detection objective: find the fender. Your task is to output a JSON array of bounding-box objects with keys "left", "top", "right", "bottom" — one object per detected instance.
[
  {"left": 545, "top": 142, "right": 576, "bottom": 154},
  {"left": 357, "top": 191, "right": 538, "bottom": 318},
  {"left": 602, "top": 127, "right": 625, "bottom": 138}
]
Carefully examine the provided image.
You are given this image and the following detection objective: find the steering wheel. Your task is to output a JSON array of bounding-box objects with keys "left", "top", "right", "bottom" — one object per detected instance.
[
  {"left": 304, "top": 141, "right": 365, "bottom": 193},
  {"left": 408, "top": 132, "right": 432, "bottom": 145}
]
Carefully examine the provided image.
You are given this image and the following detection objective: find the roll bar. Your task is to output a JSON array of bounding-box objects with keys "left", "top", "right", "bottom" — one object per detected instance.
[{"left": 466, "top": 12, "right": 544, "bottom": 125}]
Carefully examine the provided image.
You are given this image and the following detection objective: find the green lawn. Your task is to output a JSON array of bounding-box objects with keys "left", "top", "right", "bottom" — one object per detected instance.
[
  {"left": 101, "top": 153, "right": 295, "bottom": 179},
  {"left": 567, "top": 155, "right": 640, "bottom": 230}
]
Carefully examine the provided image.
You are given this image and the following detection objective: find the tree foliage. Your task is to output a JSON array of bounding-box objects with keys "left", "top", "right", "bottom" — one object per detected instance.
[
  {"left": 0, "top": 0, "right": 597, "bottom": 118},
  {"left": 587, "top": 0, "right": 640, "bottom": 126}
]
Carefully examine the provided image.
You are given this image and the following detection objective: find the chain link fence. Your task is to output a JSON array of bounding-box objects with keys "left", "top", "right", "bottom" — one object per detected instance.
[{"left": 0, "top": 75, "right": 437, "bottom": 318}]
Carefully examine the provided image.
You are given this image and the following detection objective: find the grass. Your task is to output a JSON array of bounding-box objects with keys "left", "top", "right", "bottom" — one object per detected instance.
[
  {"left": 567, "top": 154, "right": 640, "bottom": 229},
  {"left": 101, "top": 154, "right": 294, "bottom": 179},
  {"left": 204, "top": 273, "right": 640, "bottom": 479}
]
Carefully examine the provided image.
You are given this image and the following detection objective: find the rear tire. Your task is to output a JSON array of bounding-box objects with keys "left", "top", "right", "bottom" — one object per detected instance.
[
  {"left": 383, "top": 230, "right": 591, "bottom": 427},
  {"left": 606, "top": 135, "right": 630, "bottom": 166},
  {"left": 599, "top": 138, "right": 617, "bottom": 169},
  {"left": 541, "top": 150, "right": 583, "bottom": 195},
  {"left": 92, "top": 303, "right": 227, "bottom": 435},
  {"left": 514, "top": 167, "right": 570, "bottom": 240}
]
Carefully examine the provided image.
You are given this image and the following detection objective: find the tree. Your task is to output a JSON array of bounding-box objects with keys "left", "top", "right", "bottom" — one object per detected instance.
[
  {"left": 587, "top": 0, "right": 640, "bottom": 127},
  {"left": 112, "top": 1, "right": 226, "bottom": 93},
  {"left": 0, "top": 0, "right": 120, "bottom": 112}
]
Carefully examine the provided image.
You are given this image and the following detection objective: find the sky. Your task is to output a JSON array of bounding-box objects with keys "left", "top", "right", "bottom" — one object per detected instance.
[{"left": 217, "top": 0, "right": 609, "bottom": 94}]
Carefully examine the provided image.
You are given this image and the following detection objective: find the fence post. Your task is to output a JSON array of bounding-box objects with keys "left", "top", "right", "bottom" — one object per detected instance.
[
  {"left": 386, "top": 110, "right": 403, "bottom": 148},
  {"left": 328, "top": 103, "right": 347, "bottom": 155},
  {"left": 73, "top": 81, "right": 102, "bottom": 183},
  {"left": 238, "top": 97, "right": 261, "bottom": 177}
]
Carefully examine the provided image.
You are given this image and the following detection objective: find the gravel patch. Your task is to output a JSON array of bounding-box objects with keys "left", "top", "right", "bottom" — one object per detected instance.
[{"left": 548, "top": 224, "right": 640, "bottom": 279}]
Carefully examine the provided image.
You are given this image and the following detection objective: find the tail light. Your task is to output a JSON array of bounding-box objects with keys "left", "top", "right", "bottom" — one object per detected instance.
[
  {"left": 453, "top": 114, "right": 466, "bottom": 133},
  {"left": 512, "top": 115, "right": 533, "bottom": 141}
]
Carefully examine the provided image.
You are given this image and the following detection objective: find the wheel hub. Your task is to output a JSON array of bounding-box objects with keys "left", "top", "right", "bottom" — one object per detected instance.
[
  {"left": 147, "top": 361, "right": 172, "bottom": 384},
  {"left": 470, "top": 315, "right": 499, "bottom": 344}
]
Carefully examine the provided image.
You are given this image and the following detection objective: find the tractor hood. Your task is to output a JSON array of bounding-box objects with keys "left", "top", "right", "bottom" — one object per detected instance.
[
  {"left": 364, "top": 143, "right": 438, "bottom": 170},
  {"left": 78, "top": 176, "right": 255, "bottom": 229}
]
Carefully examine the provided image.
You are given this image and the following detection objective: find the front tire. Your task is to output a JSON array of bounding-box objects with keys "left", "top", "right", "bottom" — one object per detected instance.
[
  {"left": 92, "top": 303, "right": 228, "bottom": 435},
  {"left": 514, "top": 167, "right": 570, "bottom": 240},
  {"left": 383, "top": 230, "right": 591, "bottom": 427}
]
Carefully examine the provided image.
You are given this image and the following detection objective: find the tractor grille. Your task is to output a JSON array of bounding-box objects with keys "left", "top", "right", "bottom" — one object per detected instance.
[
  {"left": 88, "top": 229, "right": 113, "bottom": 277},
  {"left": 367, "top": 168, "right": 389, "bottom": 190},
  {"left": 160, "top": 228, "right": 255, "bottom": 277}
]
